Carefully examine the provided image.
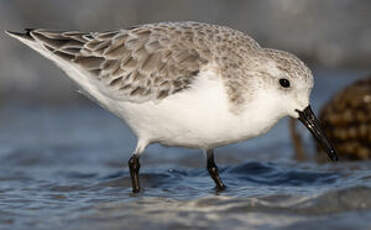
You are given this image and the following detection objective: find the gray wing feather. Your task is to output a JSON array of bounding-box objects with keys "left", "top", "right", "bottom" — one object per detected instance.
[
  {"left": 28, "top": 23, "right": 211, "bottom": 102},
  {"left": 10, "top": 22, "right": 261, "bottom": 103}
]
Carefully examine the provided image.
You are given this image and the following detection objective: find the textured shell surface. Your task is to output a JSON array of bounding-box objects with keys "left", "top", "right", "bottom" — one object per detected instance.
[{"left": 319, "top": 77, "right": 371, "bottom": 160}]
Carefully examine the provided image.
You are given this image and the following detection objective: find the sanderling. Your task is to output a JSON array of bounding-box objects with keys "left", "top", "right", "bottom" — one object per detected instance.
[{"left": 6, "top": 21, "right": 338, "bottom": 193}]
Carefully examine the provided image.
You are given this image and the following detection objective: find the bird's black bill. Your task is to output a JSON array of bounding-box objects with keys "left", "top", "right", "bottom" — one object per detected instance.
[{"left": 296, "top": 106, "right": 338, "bottom": 162}]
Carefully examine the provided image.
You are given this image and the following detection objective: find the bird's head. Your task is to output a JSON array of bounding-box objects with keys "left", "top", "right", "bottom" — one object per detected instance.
[{"left": 247, "top": 48, "right": 338, "bottom": 162}]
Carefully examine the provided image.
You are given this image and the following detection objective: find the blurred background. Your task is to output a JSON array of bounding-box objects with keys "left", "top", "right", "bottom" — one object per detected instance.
[{"left": 1, "top": 1, "right": 371, "bottom": 230}]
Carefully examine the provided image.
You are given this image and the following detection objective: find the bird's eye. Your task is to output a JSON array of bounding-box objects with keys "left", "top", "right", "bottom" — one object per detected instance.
[{"left": 279, "top": 78, "right": 290, "bottom": 88}]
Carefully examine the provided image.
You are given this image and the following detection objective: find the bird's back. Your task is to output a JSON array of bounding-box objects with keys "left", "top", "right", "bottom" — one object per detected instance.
[{"left": 6, "top": 22, "right": 261, "bottom": 106}]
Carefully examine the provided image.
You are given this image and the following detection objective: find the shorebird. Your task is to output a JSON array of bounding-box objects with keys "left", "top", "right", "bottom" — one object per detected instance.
[{"left": 6, "top": 22, "right": 338, "bottom": 193}]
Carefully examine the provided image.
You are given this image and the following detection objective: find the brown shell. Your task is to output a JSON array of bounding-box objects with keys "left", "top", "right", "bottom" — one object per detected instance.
[{"left": 319, "top": 77, "right": 371, "bottom": 160}]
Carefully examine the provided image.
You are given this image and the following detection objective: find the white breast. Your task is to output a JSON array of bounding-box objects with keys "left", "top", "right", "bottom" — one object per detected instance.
[
  {"left": 9, "top": 33, "right": 285, "bottom": 150},
  {"left": 113, "top": 66, "right": 286, "bottom": 150}
]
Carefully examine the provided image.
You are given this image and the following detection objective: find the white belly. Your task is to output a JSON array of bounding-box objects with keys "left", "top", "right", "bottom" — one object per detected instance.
[
  {"left": 11, "top": 29, "right": 286, "bottom": 151},
  {"left": 111, "top": 70, "right": 285, "bottom": 150},
  {"left": 31, "top": 46, "right": 284, "bottom": 150}
]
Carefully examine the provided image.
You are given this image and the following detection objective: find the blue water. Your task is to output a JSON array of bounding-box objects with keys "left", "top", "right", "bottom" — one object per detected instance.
[{"left": 0, "top": 69, "right": 370, "bottom": 230}]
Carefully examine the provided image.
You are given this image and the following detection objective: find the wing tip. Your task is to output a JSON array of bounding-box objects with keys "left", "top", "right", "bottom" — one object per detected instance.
[{"left": 5, "top": 29, "right": 35, "bottom": 41}]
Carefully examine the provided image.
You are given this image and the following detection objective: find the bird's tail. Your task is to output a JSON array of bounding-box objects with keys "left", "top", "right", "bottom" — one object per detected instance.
[
  {"left": 5, "top": 29, "right": 35, "bottom": 41},
  {"left": 5, "top": 29, "right": 45, "bottom": 55}
]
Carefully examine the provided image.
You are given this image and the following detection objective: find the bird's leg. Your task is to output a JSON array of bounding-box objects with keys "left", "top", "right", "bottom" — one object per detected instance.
[
  {"left": 206, "top": 149, "right": 226, "bottom": 191},
  {"left": 128, "top": 154, "right": 141, "bottom": 193}
]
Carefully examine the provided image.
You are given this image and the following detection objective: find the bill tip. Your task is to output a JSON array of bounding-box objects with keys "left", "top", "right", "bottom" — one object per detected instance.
[{"left": 329, "top": 150, "right": 339, "bottom": 162}]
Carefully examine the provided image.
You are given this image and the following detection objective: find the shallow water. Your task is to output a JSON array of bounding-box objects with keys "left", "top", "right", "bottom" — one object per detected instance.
[{"left": 1, "top": 69, "right": 371, "bottom": 230}]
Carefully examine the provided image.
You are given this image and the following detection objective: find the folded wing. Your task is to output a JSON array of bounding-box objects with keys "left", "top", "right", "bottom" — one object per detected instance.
[{"left": 8, "top": 22, "right": 212, "bottom": 103}]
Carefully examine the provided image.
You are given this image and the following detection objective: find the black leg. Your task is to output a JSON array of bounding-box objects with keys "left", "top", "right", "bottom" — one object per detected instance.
[
  {"left": 128, "top": 154, "right": 141, "bottom": 193},
  {"left": 206, "top": 149, "right": 226, "bottom": 191}
]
